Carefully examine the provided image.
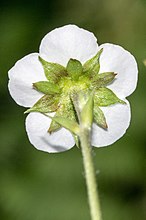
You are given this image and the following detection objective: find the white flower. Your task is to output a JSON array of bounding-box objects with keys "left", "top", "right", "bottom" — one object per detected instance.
[{"left": 8, "top": 25, "right": 138, "bottom": 153}]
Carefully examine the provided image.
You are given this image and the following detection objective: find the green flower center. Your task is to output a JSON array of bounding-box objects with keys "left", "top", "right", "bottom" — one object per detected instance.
[
  {"left": 25, "top": 49, "right": 125, "bottom": 136},
  {"left": 59, "top": 75, "right": 90, "bottom": 95}
]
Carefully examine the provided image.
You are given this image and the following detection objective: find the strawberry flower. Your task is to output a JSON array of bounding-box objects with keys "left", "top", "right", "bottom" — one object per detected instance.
[{"left": 8, "top": 25, "right": 138, "bottom": 153}]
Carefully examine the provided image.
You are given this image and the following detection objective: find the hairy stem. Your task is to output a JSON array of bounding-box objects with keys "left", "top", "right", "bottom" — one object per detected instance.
[{"left": 79, "top": 127, "right": 102, "bottom": 220}]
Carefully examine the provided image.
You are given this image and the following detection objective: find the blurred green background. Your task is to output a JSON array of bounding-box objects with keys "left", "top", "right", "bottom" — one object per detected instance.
[{"left": 0, "top": 0, "right": 146, "bottom": 219}]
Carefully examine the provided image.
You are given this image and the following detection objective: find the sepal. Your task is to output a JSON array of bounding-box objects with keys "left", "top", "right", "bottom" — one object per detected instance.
[
  {"left": 39, "top": 56, "right": 67, "bottom": 83},
  {"left": 66, "top": 59, "right": 82, "bottom": 81},
  {"left": 94, "top": 88, "right": 126, "bottom": 106},
  {"left": 73, "top": 134, "right": 80, "bottom": 148},
  {"left": 94, "top": 105, "right": 107, "bottom": 129},
  {"left": 48, "top": 98, "right": 77, "bottom": 133},
  {"left": 83, "top": 48, "right": 103, "bottom": 76},
  {"left": 33, "top": 81, "right": 60, "bottom": 94},
  {"left": 49, "top": 116, "right": 80, "bottom": 135},
  {"left": 24, "top": 94, "right": 59, "bottom": 113},
  {"left": 91, "top": 72, "right": 117, "bottom": 88}
]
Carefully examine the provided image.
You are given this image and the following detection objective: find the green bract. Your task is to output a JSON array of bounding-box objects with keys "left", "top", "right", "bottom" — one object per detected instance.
[{"left": 26, "top": 49, "right": 125, "bottom": 134}]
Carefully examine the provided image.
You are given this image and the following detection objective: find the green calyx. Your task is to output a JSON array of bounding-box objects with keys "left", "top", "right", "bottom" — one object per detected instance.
[
  {"left": 25, "top": 49, "right": 126, "bottom": 143},
  {"left": 83, "top": 48, "right": 103, "bottom": 76},
  {"left": 33, "top": 81, "right": 60, "bottom": 95},
  {"left": 66, "top": 59, "right": 83, "bottom": 80}
]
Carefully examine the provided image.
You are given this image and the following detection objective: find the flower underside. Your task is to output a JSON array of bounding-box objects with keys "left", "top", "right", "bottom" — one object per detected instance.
[{"left": 25, "top": 49, "right": 125, "bottom": 136}]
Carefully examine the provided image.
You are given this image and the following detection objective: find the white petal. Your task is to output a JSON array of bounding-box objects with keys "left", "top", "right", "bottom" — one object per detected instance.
[
  {"left": 91, "top": 100, "right": 131, "bottom": 147},
  {"left": 8, "top": 53, "right": 46, "bottom": 107},
  {"left": 25, "top": 112, "right": 75, "bottom": 153},
  {"left": 99, "top": 43, "right": 138, "bottom": 98},
  {"left": 40, "top": 24, "right": 98, "bottom": 66}
]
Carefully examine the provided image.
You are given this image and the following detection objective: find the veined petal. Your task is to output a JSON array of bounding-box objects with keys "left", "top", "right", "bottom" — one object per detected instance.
[
  {"left": 98, "top": 43, "right": 138, "bottom": 98},
  {"left": 39, "top": 24, "right": 98, "bottom": 66},
  {"left": 25, "top": 112, "right": 75, "bottom": 153},
  {"left": 8, "top": 53, "right": 46, "bottom": 107},
  {"left": 91, "top": 100, "right": 131, "bottom": 147}
]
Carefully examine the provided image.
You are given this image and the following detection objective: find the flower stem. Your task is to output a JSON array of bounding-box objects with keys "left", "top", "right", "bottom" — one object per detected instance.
[{"left": 79, "top": 126, "right": 102, "bottom": 220}]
